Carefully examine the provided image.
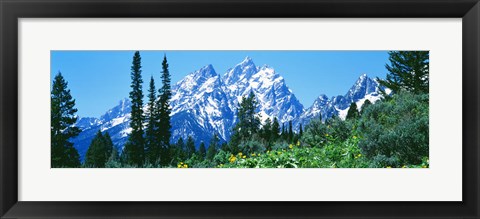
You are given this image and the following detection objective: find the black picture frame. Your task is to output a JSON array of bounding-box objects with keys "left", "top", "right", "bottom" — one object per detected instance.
[{"left": 1, "top": 0, "right": 479, "bottom": 218}]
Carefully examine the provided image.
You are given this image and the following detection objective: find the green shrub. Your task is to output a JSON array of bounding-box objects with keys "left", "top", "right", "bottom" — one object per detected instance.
[
  {"left": 358, "top": 92, "right": 429, "bottom": 166},
  {"left": 238, "top": 139, "right": 266, "bottom": 155},
  {"left": 301, "top": 118, "right": 329, "bottom": 147},
  {"left": 328, "top": 116, "right": 353, "bottom": 142}
]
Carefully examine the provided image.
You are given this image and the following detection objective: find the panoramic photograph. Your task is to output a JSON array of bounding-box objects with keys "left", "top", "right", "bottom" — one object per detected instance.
[{"left": 50, "top": 51, "right": 429, "bottom": 168}]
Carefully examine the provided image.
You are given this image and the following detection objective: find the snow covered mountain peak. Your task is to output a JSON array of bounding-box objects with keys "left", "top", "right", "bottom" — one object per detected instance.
[
  {"left": 223, "top": 57, "right": 258, "bottom": 85},
  {"left": 299, "top": 74, "right": 384, "bottom": 123},
  {"left": 189, "top": 64, "right": 218, "bottom": 80},
  {"left": 173, "top": 64, "right": 219, "bottom": 96},
  {"left": 99, "top": 98, "right": 131, "bottom": 122},
  {"left": 240, "top": 56, "right": 254, "bottom": 66},
  {"left": 346, "top": 73, "right": 379, "bottom": 102}
]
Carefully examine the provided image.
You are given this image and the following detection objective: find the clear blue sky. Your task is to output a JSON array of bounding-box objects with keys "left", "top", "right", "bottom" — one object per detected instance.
[{"left": 51, "top": 51, "right": 390, "bottom": 118}]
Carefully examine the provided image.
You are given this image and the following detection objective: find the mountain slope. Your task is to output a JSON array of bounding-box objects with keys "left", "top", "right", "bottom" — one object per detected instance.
[{"left": 300, "top": 73, "right": 384, "bottom": 124}]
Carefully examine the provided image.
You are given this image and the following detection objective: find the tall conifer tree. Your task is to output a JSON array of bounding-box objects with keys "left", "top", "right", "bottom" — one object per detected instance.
[
  {"left": 288, "top": 121, "right": 294, "bottom": 143},
  {"left": 346, "top": 102, "right": 360, "bottom": 120},
  {"left": 271, "top": 117, "right": 280, "bottom": 142},
  {"left": 299, "top": 124, "right": 303, "bottom": 137},
  {"left": 198, "top": 142, "right": 207, "bottom": 160},
  {"left": 186, "top": 136, "right": 196, "bottom": 158},
  {"left": 124, "top": 51, "right": 145, "bottom": 166},
  {"left": 145, "top": 76, "right": 158, "bottom": 164},
  {"left": 85, "top": 131, "right": 113, "bottom": 168},
  {"left": 51, "top": 72, "right": 81, "bottom": 168},
  {"left": 206, "top": 134, "right": 219, "bottom": 161},
  {"left": 229, "top": 92, "right": 260, "bottom": 148},
  {"left": 157, "top": 55, "right": 172, "bottom": 166},
  {"left": 378, "top": 51, "right": 429, "bottom": 94}
]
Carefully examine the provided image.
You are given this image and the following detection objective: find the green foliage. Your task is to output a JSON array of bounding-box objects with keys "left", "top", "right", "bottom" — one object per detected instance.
[
  {"left": 346, "top": 102, "right": 359, "bottom": 120},
  {"left": 145, "top": 76, "right": 159, "bottom": 165},
  {"left": 358, "top": 92, "right": 429, "bottom": 167},
  {"left": 271, "top": 118, "right": 280, "bottom": 141},
  {"left": 328, "top": 116, "right": 352, "bottom": 142},
  {"left": 301, "top": 118, "right": 329, "bottom": 148},
  {"left": 378, "top": 51, "right": 429, "bottom": 94},
  {"left": 230, "top": 92, "right": 261, "bottom": 147},
  {"left": 157, "top": 55, "right": 173, "bottom": 166},
  {"left": 124, "top": 51, "right": 145, "bottom": 166},
  {"left": 51, "top": 72, "right": 81, "bottom": 168},
  {"left": 169, "top": 137, "right": 186, "bottom": 165},
  {"left": 260, "top": 118, "right": 273, "bottom": 146},
  {"left": 186, "top": 136, "right": 196, "bottom": 158},
  {"left": 238, "top": 139, "right": 266, "bottom": 155},
  {"left": 198, "top": 142, "right": 206, "bottom": 160},
  {"left": 218, "top": 138, "right": 368, "bottom": 168},
  {"left": 288, "top": 121, "right": 294, "bottom": 143},
  {"left": 361, "top": 99, "right": 372, "bottom": 113},
  {"left": 299, "top": 124, "right": 303, "bottom": 136},
  {"left": 206, "top": 134, "right": 219, "bottom": 161},
  {"left": 84, "top": 131, "right": 114, "bottom": 168}
]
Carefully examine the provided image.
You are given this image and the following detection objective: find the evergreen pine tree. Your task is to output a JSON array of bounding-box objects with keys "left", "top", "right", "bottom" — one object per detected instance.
[
  {"left": 103, "top": 131, "right": 114, "bottom": 159},
  {"left": 198, "top": 142, "right": 206, "bottom": 160},
  {"left": 281, "top": 123, "right": 286, "bottom": 140},
  {"left": 378, "top": 51, "right": 429, "bottom": 94},
  {"left": 346, "top": 102, "right": 360, "bottom": 120},
  {"left": 157, "top": 55, "right": 172, "bottom": 166},
  {"left": 206, "top": 134, "right": 219, "bottom": 161},
  {"left": 261, "top": 118, "right": 272, "bottom": 143},
  {"left": 173, "top": 137, "right": 186, "bottom": 163},
  {"left": 271, "top": 117, "right": 280, "bottom": 142},
  {"left": 186, "top": 136, "right": 196, "bottom": 158},
  {"left": 288, "top": 121, "right": 293, "bottom": 143},
  {"left": 229, "top": 92, "right": 260, "bottom": 149},
  {"left": 299, "top": 124, "right": 303, "bottom": 137},
  {"left": 84, "top": 131, "right": 113, "bottom": 168},
  {"left": 361, "top": 99, "right": 372, "bottom": 113},
  {"left": 145, "top": 76, "right": 158, "bottom": 164},
  {"left": 108, "top": 141, "right": 119, "bottom": 163},
  {"left": 51, "top": 72, "right": 81, "bottom": 168},
  {"left": 124, "top": 51, "right": 145, "bottom": 166}
]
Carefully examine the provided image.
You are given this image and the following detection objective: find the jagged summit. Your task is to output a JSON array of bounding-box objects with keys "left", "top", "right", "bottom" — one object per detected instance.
[
  {"left": 223, "top": 57, "right": 257, "bottom": 85},
  {"left": 240, "top": 56, "right": 254, "bottom": 65}
]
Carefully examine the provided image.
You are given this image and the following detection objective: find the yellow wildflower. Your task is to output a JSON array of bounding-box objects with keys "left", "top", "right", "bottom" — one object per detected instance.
[
  {"left": 238, "top": 152, "right": 243, "bottom": 156},
  {"left": 229, "top": 156, "right": 237, "bottom": 163},
  {"left": 422, "top": 165, "right": 427, "bottom": 168},
  {"left": 184, "top": 164, "right": 188, "bottom": 168},
  {"left": 296, "top": 141, "right": 300, "bottom": 146},
  {"left": 357, "top": 154, "right": 361, "bottom": 157},
  {"left": 252, "top": 153, "right": 256, "bottom": 157},
  {"left": 325, "top": 133, "right": 329, "bottom": 137},
  {"left": 289, "top": 144, "right": 293, "bottom": 149},
  {"left": 402, "top": 165, "right": 407, "bottom": 168},
  {"left": 353, "top": 136, "right": 357, "bottom": 139},
  {"left": 277, "top": 151, "right": 282, "bottom": 155},
  {"left": 242, "top": 155, "right": 246, "bottom": 159},
  {"left": 387, "top": 166, "right": 391, "bottom": 168}
]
